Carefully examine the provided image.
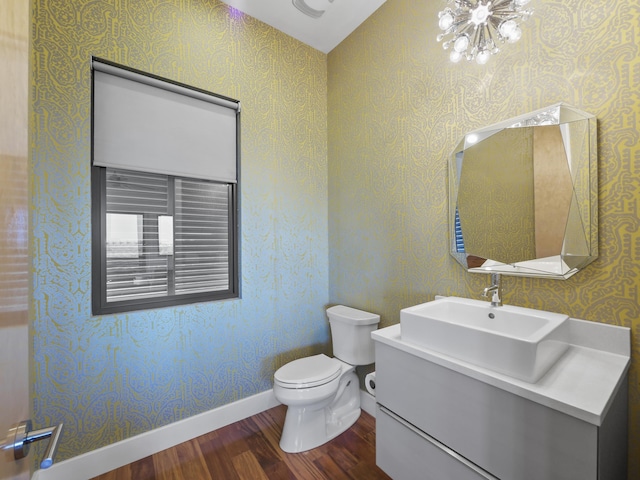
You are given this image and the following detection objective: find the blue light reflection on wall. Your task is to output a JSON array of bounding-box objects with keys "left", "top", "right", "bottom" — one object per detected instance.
[{"left": 31, "top": 0, "right": 329, "bottom": 461}]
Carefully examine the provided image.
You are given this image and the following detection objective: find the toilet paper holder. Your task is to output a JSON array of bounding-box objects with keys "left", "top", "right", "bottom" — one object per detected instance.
[{"left": 365, "top": 371, "right": 376, "bottom": 396}]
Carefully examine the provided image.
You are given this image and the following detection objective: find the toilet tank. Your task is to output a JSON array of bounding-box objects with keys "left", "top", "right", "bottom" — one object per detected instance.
[{"left": 327, "top": 305, "right": 380, "bottom": 365}]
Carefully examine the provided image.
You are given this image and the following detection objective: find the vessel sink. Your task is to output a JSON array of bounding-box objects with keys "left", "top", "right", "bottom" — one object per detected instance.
[{"left": 400, "top": 297, "right": 570, "bottom": 383}]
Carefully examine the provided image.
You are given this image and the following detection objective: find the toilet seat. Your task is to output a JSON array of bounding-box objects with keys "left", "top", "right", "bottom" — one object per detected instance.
[{"left": 274, "top": 354, "right": 342, "bottom": 389}]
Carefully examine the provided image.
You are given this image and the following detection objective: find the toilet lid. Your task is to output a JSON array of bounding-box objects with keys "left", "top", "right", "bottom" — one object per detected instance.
[{"left": 275, "top": 354, "right": 341, "bottom": 388}]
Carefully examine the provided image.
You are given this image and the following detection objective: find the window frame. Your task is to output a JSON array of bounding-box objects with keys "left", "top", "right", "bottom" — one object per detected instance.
[
  {"left": 90, "top": 59, "right": 240, "bottom": 315},
  {"left": 92, "top": 167, "right": 239, "bottom": 315}
]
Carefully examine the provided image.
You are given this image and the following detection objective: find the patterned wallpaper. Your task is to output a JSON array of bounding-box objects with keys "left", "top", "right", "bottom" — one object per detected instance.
[
  {"left": 30, "top": 0, "right": 329, "bottom": 462},
  {"left": 328, "top": 0, "right": 639, "bottom": 476},
  {"left": 30, "top": 0, "right": 640, "bottom": 475}
]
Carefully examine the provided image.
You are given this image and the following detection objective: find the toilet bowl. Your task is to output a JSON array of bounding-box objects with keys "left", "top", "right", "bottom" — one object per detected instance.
[{"left": 273, "top": 305, "right": 380, "bottom": 453}]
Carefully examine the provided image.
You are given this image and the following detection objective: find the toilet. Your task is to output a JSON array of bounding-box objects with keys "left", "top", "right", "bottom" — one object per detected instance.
[{"left": 273, "top": 305, "right": 380, "bottom": 453}]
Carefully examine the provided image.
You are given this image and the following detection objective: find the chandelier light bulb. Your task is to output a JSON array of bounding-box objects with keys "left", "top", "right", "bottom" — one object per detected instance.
[
  {"left": 439, "top": 11, "right": 454, "bottom": 30},
  {"left": 499, "top": 19, "right": 517, "bottom": 38},
  {"left": 436, "top": 0, "right": 533, "bottom": 65},
  {"left": 476, "top": 50, "right": 491, "bottom": 64},
  {"left": 470, "top": 2, "right": 492, "bottom": 26},
  {"left": 507, "top": 25, "right": 522, "bottom": 43},
  {"left": 450, "top": 50, "right": 464, "bottom": 63},
  {"left": 454, "top": 35, "right": 470, "bottom": 53}
]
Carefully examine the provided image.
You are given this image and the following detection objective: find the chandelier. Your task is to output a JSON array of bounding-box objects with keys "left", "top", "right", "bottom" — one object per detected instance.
[{"left": 436, "top": 0, "right": 533, "bottom": 64}]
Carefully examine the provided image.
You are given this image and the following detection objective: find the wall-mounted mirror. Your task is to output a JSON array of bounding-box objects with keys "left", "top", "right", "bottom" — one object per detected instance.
[{"left": 449, "top": 103, "right": 597, "bottom": 279}]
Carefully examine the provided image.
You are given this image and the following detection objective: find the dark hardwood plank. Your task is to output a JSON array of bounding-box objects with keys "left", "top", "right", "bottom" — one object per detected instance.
[
  {"left": 197, "top": 430, "right": 242, "bottom": 480},
  {"left": 243, "top": 417, "right": 292, "bottom": 475},
  {"left": 95, "top": 463, "right": 130, "bottom": 480},
  {"left": 232, "top": 450, "right": 270, "bottom": 479},
  {"left": 151, "top": 447, "right": 183, "bottom": 480},
  {"left": 174, "top": 439, "right": 212, "bottom": 480},
  {"left": 217, "top": 419, "right": 254, "bottom": 458},
  {"left": 313, "top": 454, "right": 353, "bottom": 480},
  {"left": 129, "top": 455, "right": 156, "bottom": 480},
  {"left": 92, "top": 405, "right": 391, "bottom": 480},
  {"left": 249, "top": 409, "right": 330, "bottom": 479},
  {"left": 324, "top": 441, "right": 359, "bottom": 473}
]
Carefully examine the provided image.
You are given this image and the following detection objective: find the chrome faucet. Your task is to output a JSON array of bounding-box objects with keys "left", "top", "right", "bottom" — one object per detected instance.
[{"left": 482, "top": 273, "right": 502, "bottom": 307}]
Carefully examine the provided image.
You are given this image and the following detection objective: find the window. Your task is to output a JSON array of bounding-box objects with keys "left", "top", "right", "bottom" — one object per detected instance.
[{"left": 91, "top": 59, "right": 239, "bottom": 314}]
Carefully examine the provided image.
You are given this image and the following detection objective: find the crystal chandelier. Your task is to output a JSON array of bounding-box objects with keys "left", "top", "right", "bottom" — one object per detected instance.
[{"left": 436, "top": 0, "right": 533, "bottom": 64}]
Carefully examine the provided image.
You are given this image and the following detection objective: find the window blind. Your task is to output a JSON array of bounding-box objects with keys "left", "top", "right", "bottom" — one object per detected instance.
[
  {"left": 174, "top": 178, "right": 230, "bottom": 294},
  {"left": 0, "top": 163, "right": 28, "bottom": 313},
  {"left": 454, "top": 207, "right": 465, "bottom": 253},
  {"left": 105, "top": 170, "right": 170, "bottom": 302},
  {"left": 104, "top": 169, "right": 230, "bottom": 304},
  {"left": 92, "top": 58, "right": 239, "bottom": 183}
]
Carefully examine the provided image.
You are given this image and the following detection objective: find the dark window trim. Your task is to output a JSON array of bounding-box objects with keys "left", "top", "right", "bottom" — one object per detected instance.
[
  {"left": 91, "top": 167, "right": 239, "bottom": 315},
  {"left": 90, "top": 60, "right": 241, "bottom": 315}
]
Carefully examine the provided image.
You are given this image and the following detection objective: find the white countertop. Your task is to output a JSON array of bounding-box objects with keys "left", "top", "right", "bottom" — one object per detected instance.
[{"left": 372, "top": 316, "right": 630, "bottom": 426}]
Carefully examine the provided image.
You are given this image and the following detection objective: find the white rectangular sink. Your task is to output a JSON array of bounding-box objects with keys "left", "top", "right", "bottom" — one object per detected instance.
[{"left": 400, "top": 297, "right": 570, "bottom": 383}]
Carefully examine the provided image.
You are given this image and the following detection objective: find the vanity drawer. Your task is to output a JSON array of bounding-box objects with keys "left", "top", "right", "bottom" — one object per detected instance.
[
  {"left": 377, "top": 405, "right": 496, "bottom": 480},
  {"left": 375, "top": 342, "right": 597, "bottom": 480}
]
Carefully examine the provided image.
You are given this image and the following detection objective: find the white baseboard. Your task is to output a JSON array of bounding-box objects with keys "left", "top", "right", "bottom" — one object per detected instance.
[
  {"left": 32, "top": 390, "right": 280, "bottom": 480},
  {"left": 360, "top": 389, "right": 377, "bottom": 417},
  {"left": 32, "top": 389, "right": 378, "bottom": 480}
]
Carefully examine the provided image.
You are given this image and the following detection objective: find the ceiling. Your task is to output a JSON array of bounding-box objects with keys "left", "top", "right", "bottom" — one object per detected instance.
[{"left": 218, "top": 0, "right": 387, "bottom": 53}]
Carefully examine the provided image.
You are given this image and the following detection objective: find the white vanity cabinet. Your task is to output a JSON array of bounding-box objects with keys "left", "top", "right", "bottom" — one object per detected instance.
[{"left": 373, "top": 321, "right": 630, "bottom": 480}]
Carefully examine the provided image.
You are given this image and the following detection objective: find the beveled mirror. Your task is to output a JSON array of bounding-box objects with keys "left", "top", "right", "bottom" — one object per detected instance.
[{"left": 449, "top": 103, "right": 597, "bottom": 279}]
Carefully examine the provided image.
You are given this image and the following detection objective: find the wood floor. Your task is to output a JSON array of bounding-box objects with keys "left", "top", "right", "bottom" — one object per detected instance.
[{"left": 92, "top": 405, "right": 392, "bottom": 480}]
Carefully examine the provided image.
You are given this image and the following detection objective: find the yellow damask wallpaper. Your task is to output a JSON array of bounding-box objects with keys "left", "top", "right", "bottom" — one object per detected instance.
[
  {"left": 29, "top": 0, "right": 639, "bottom": 475},
  {"left": 328, "top": 0, "right": 639, "bottom": 476},
  {"left": 31, "top": 0, "right": 329, "bottom": 463}
]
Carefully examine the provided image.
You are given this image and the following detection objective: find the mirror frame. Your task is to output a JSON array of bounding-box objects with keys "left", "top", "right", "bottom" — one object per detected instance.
[{"left": 449, "top": 103, "right": 598, "bottom": 279}]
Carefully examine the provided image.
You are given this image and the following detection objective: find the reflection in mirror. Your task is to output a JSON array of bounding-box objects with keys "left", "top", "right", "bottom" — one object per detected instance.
[{"left": 449, "top": 103, "right": 597, "bottom": 279}]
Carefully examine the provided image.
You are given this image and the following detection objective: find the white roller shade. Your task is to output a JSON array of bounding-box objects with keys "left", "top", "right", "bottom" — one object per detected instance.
[{"left": 92, "top": 59, "right": 239, "bottom": 183}]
